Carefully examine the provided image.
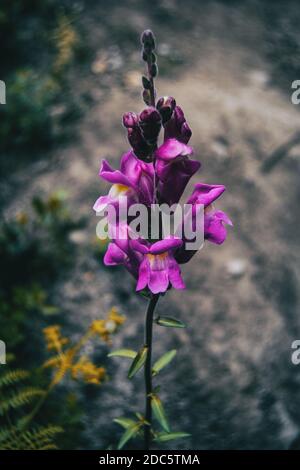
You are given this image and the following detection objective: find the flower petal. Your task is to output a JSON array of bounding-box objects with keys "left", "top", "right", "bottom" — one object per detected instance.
[
  {"left": 136, "top": 257, "right": 150, "bottom": 291},
  {"left": 204, "top": 210, "right": 232, "bottom": 244},
  {"left": 155, "top": 138, "right": 193, "bottom": 161},
  {"left": 104, "top": 243, "right": 126, "bottom": 265},
  {"left": 188, "top": 183, "right": 226, "bottom": 207},
  {"left": 150, "top": 237, "right": 182, "bottom": 254}
]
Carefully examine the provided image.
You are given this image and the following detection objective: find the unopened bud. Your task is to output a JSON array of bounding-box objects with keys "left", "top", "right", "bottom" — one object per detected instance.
[
  {"left": 122, "top": 111, "right": 139, "bottom": 128},
  {"left": 142, "top": 89, "right": 151, "bottom": 106},
  {"left": 150, "top": 63, "right": 158, "bottom": 78},
  {"left": 156, "top": 96, "right": 176, "bottom": 123},
  {"left": 139, "top": 107, "right": 161, "bottom": 142},
  {"left": 181, "top": 122, "right": 192, "bottom": 144},
  {"left": 142, "top": 75, "right": 151, "bottom": 90},
  {"left": 141, "top": 30, "right": 155, "bottom": 50}
]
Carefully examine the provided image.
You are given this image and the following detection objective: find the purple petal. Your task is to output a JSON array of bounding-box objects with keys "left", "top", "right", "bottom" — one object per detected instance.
[
  {"left": 130, "top": 239, "right": 150, "bottom": 254},
  {"left": 155, "top": 138, "right": 193, "bottom": 161},
  {"left": 150, "top": 237, "right": 182, "bottom": 254},
  {"left": 148, "top": 268, "right": 169, "bottom": 294},
  {"left": 99, "top": 159, "right": 132, "bottom": 187},
  {"left": 204, "top": 210, "right": 232, "bottom": 244},
  {"left": 103, "top": 243, "right": 126, "bottom": 265},
  {"left": 168, "top": 256, "right": 186, "bottom": 289},
  {"left": 136, "top": 258, "right": 150, "bottom": 291},
  {"left": 188, "top": 183, "right": 226, "bottom": 207}
]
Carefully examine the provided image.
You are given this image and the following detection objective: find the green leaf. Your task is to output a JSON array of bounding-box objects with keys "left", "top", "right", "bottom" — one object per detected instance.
[
  {"left": 114, "top": 417, "right": 137, "bottom": 429},
  {"left": 117, "top": 423, "right": 141, "bottom": 450},
  {"left": 152, "top": 350, "right": 177, "bottom": 375},
  {"left": 128, "top": 347, "right": 148, "bottom": 379},
  {"left": 108, "top": 349, "right": 137, "bottom": 359},
  {"left": 154, "top": 432, "right": 191, "bottom": 442},
  {"left": 151, "top": 394, "right": 170, "bottom": 433},
  {"left": 156, "top": 316, "right": 186, "bottom": 328}
]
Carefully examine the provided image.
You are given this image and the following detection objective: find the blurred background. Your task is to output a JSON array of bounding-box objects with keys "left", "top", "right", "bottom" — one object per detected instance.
[{"left": 1, "top": 0, "right": 300, "bottom": 450}]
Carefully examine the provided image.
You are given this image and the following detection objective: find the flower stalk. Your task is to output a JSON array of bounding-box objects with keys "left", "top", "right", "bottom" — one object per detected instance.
[{"left": 144, "top": 293, "right": 160, "bottom": 449}]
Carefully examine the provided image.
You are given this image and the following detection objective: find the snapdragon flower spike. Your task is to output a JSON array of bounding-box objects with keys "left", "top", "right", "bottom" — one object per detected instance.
[
  {"left": 163, "top": 105, "right": 192, "bottom": 144},
  {"left": 155, "top": 138, "right": 201, "bottom": 205},
  {"left": 132, "top": 238, "right": 185, "bottom": 294},
  {"left": 175, "top": 183, "right": 233, "bottom": 264},
  {"left": 93, "top": 150, "right": 154, "bottom": 213}
]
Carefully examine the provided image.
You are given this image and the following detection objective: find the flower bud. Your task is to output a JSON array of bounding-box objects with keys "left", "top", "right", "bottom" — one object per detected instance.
[
  {"left": 139, "top": 107, "right": 161, "bottom": 143},
  {"left": 122, "top": 111, "right": 139, "bottom": 128},
  {"left": 141, "top": 30, "right": 155, "bottom": 50},
  {"left": 127, "top": 127, "right": 152, "bottom": 159},
  {"left": 156, "top": 96, "right": 176, "bottom": 123},
  {"left": 142, "top": 89, "right": 151, "bottom": 106},
  {"left": 180, "top": 122, "right": 192, "bottom": 144},
  {"left": 142, "top": 75, "right": 151, "bottom": 90},
  {"left": 150, "top": 63, "right": 158, "bottom": 78}
]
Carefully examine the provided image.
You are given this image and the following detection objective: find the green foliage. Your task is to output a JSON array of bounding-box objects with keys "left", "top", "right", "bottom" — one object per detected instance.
[
  {"left": 152, "top": 350, "right": 177, "bottom": 376},
  {"left": 151, "top": 394, "right": 170, "bottom": 433},
  {"left": 155, "top": 316, "right": 186, "bottom": 328},
  {"left": 117, "top": 422, "right": 143, "bottom": 450},
  {"left": 128, "top": 347, "right": 148, "bottom": 379},
  {"left": 154, "top": 432, "right": 190, "bottom": 443},
  {"left": 0, "top": 361, "right": 62, "bottom": 450},
  {"left": 0, "top": 1, "right": 80, "bottom": 154},
  {"left": 0, "top": 191, "right": 81, "bottom": 348},
  {"left": 108, "top": 349, "right": 137, "bottom": 359}
]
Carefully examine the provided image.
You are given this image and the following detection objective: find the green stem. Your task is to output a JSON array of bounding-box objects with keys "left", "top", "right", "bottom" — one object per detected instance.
[{"left": 144, "top": 293, "right": 159, "bottom": 450}]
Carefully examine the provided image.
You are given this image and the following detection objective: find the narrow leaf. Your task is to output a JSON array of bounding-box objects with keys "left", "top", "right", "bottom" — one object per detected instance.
[
  {"left": 156, "top": 316, "right": 186, "bottom": 328},
  {"left": 153, "top": 350, "right": 177, "bottom": 375},
  {"left": 108, "top": 349, "right": 137, "bottom": 359},
  {"left": 114, "top": 417, "right": 137, "bottom": 429},
  {"left": 128, "top": 347, "right": 148, "bottom": 379},
  {"left": 151, "top": 394, "right": 170, "bottom": 433},
  {"left": 154, "top": 432, "right": 191, "bottom": 442},
  {"left": 117, "top": 423, "right": 141, "bottom": 450}
]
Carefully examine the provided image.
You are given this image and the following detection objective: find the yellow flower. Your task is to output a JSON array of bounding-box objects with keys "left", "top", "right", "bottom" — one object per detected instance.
[
  {"left": 108, "top": 307, "right": 125, "bottom": 326},
  {"left": 71, "top": 357, "right": 106, "bottom": 385},
  {"left": 43, "top": 325, "right": 69, "bottom": 352},
  {"left": 90, "top": 308, "right": 125, "bottom": 343}
]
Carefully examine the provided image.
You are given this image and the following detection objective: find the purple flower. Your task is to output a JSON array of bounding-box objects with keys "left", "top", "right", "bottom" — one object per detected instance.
[
  {"left": 103, "top": 224, "right": 143, "bottom": 279},
  {"left": 93, "top": 150, "right": 154, "bottom": 213},
  {"left": 155, "top": 138, "right": 201, "bottom": 205},
  {"left": 175, "top": 183, "right": 233, "bottom": 264},
  {"left": 163, "top": 105, "right": 192, "bottom": 144},
  {"left": 132, "top": 238, "right": 185, "bottom": 294}
]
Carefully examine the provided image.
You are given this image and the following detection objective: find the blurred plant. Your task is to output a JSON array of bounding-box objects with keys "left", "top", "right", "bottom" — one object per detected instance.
[
  {"left": 0, "top": 191, "right": 82, "bottom": 349},
  {"left": 0, "top": 2, "right": 80, "bottom": 155},
  {"left": 53, "top": 14, "right": 78, "bottom": 76},
  {"left": 43, "top": 307, "right": 124, "bottom": 386},
  {"left": 93, "top": 31, "right": 232, "bottom": 449},
  {"left": 0, "top": 307, "right": 125, "bottom": 450}
]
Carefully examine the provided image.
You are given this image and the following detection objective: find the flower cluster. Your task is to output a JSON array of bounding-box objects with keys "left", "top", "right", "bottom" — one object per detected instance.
[
  {"left": 94, "top": 33, "right": 232, "bottom": 295},
  {"left": 43, "top": 308, "right": 124, "bottom": 386}
]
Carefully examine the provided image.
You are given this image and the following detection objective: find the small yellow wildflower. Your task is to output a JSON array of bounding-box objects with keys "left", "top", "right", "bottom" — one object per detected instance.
[
  {"left": 71, "top": 357, "right": 106, "bottom": 385},
  {"left": 108, "top": 307, "right": 125, "bottom": 326},
  {"left": 43, "top": 325, "right": 69, "bottom": 352},
  {"left": 90, "top": 307, "right": 125, "bottom": 343}
]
